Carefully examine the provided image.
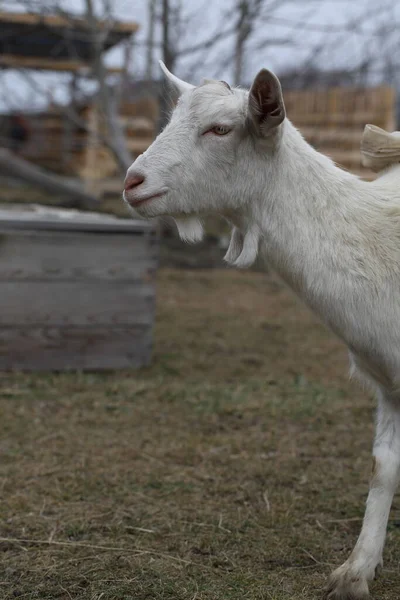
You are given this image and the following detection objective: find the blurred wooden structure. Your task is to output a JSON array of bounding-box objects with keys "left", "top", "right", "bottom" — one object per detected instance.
[
  {"left": 0, "top": 205, "right": 158, "bottom": 371},
  {"left": 0, "top": 11, "right": 138, "bottom": 73},
  {"left": 0, "top": 9, "right": 148, "bottom": 196},
  {"left": 0, "top": 93, "right": 159, "bottom": 194},
  {"left": 80, "top": 88, "right": 160, "bottom": 195},
  {"left": 285, "top": 86, "right": 396, "bottom": 180},
  {"left": 0, "top": 85, "right": 159, "bottom": 195}
]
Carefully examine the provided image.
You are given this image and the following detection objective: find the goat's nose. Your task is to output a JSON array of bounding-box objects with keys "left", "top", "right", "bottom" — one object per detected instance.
[{"left": 124, "top": 173, "right": 145, "bottom": 192}]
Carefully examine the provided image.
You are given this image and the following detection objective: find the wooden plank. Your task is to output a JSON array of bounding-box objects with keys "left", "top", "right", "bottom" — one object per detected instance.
[
  {"left": 0, "top": 54, "right": 125, "bottom": 73},
  {"left": 0, "top": 212, "right": 154, "bottom": 233},
  {"left": 301, "top": 128, "right": 363, "bottom": 149},
  {"left": 285, "top": 86, "right": 394, "bottom": 112},
  {"left": 119, "top": 98, "right": 159, "bottom": 121},
  {"left": 0, "top": 281, "right": 155, "bottom": 326},
  {"left": 0, "top": 11, "right": 139, "bottom": 33},
  {"left": 0, "top": 325, "right": 152, "bottom": 371},
  {"left": 0, "top": 231, "right": 158, "bottom": 281},
  {"left": 83, "top": 106, "right": 100, "bottom": 195},
  {"left": 126, "top": 139, "right": 153, "bottom": 154},
  {"left": 324, "top": 149, "right": 364, "bottom": 167},
  {"left": 120, "top": 116, "right": 155, "bottom": 131},
  {"left": 290, "top": 112, "right": 391, "bottom": 126},
  {"left": 351, "top": 169, "right": 376, "bottom": 181},
  {"left": 383, "top": 88, "right": 397, "bottom": 131}
]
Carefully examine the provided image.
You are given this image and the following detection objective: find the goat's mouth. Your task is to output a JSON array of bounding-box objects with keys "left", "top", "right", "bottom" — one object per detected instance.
[{"left": 125, "top": 190, "right": 167, "bottom": 208}]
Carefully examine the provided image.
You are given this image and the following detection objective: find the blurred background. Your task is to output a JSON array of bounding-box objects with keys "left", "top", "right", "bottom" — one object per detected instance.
[
  {"left": 1, "top": 3, "right": 400, "bottom": 599},
  {"left": 0, "top": 0, "right": 399, "bottom": 238}
]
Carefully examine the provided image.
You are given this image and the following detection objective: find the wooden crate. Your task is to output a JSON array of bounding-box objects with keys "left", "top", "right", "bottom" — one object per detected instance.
[{"left": 0, "top": 205, "right": 158, "bottom": 370}]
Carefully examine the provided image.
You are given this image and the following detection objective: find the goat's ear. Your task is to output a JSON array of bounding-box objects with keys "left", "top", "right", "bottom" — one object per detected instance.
[
  {"left": 159, "top": 61, "right": 194, "bottom": 96},
  {"left": 248, "top": 69, "right": 285, "bottom": 136}
]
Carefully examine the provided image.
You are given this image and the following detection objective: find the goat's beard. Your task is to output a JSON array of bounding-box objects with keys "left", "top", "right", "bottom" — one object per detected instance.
[
  {"left": 125, "top": 197, "right": 260, "bottom": 268},
  {"left": 175, "top": 217, "right": 261, "bottom": 269},
  {"left": 174, "top": 216, "right": 204, "bottom": 243},
  {"left": 124, "top": 194, "right": 205, "bottom": 243}
]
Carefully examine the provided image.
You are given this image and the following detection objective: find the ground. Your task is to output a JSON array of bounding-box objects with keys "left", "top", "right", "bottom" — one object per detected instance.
[{"left": 1, "top": 268, "right": 399, "bottom": 600}]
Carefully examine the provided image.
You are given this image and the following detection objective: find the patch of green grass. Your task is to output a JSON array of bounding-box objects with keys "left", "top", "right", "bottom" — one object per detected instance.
[{"left": 0, "top": 269, "right": 399, "bottom": 599}]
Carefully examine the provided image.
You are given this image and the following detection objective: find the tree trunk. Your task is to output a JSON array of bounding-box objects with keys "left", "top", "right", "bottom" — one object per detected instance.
[
  {"left": 234, "top": 1, "right": 250, "bottom": 86},
  {"left": 158, "top": 0, "right": 177, "bottom": 132},
  {"left": 0, "top": 150, "right": 99, "bottom": 210},
  {"left": 146, "top": 0, "right": 157, "bottom": 79},
  {"left": 85, "top": 0, "right": 132, "bottom": 173}
]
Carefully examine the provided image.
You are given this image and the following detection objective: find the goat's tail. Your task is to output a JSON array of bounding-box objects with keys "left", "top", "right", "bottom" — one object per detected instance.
[{"left": 361, "top": 124, "right": 400, "bottom": 172}]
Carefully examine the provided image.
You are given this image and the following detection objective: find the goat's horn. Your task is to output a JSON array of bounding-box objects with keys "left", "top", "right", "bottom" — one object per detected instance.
[{"left": 159, "top": 61, "right": 194, "bottom": 94}]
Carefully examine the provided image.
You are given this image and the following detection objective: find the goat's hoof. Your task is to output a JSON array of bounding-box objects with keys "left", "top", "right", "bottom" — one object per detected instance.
[{"left": 324, "top": 564, "right": 370, "bottom": 600}]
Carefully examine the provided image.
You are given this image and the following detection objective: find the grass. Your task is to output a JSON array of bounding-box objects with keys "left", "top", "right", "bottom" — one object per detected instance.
[{"left": 1, "top": 268, "right": 399, "bottom": 599}]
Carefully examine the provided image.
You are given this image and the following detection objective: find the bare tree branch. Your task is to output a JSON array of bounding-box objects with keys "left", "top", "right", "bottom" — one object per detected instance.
[
  {"left": 146, "top": 0, "right": 158, "bottom": 79},
  {"left": 84, "top": 0, "right": 132, "bottom": 172},
  {"left": 0, "top": 149, "right": 98, "bottom": 209}
]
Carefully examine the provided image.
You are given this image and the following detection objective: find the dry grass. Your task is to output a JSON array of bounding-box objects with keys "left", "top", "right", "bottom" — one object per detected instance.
[{"left": 1, "top": 268, "right": 399, "bottom": 599}]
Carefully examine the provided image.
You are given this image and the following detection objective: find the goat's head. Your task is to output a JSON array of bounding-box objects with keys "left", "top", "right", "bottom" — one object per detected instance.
[{"left": 123, "top": 63, "right": 286, "bottom": 243}]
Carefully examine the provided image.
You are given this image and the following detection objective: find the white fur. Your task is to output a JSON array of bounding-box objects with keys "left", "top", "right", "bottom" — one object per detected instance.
[
  {"left": 174, "top": 216, "right": 204, "bottom": 243},
  {"left": 124, "top": 67, "right": 400, "bottom": 599},
  {"left": 224, "top": 224, "right": 261, "bottom": 268}
]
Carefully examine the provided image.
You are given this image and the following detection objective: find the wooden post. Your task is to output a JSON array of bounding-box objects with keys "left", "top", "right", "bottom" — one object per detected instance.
[
  {"left": 62, "top": 74, "right": 78, "bottom": 171},
  {"left": 82, "top": 105, "right": 100, "bottom": 196},
  {"left": 146, "top": 0, "right": 157, "bottom": 80}
]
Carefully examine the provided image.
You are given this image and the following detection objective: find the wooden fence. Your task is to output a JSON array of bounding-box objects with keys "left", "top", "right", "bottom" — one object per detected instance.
[{"left": 284, "top": 86, "right": 396, "bottom": 180}]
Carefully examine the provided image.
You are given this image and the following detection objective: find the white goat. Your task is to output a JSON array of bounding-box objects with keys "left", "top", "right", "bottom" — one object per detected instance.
[{"left": 123, "top": 63, "right": 400, "bottom": 600}]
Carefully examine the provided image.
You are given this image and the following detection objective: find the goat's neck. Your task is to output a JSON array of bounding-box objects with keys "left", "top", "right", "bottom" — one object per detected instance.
[{"left": 229, "top": 121, "right": 371, "bottom": 308}]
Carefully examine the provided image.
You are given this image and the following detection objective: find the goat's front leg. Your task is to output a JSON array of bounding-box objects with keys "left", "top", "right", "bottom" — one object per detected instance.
[{"left": 325, "top": 393, "right": 400, "bottom": 600}]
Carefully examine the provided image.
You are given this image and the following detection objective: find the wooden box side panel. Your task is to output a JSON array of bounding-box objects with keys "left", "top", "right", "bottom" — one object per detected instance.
[
  {"left": 0, "top": 228, "right": 158, "bottom": 370},
  {"left": 0, "top": 229, "right": 158, "bottom": 281},
  {"left": 0, "top": 325, "right": 152, "bottom": 371}
]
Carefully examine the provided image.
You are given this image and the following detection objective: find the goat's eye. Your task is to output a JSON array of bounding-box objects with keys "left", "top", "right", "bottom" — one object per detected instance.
[{"left": 205, "top": 125, "right": 231, "bottom": 136}]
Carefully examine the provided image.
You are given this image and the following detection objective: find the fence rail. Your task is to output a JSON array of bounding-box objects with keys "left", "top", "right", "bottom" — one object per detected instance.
[{"left": 285, "top": 86, "right": 396, "bottom": 180}]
